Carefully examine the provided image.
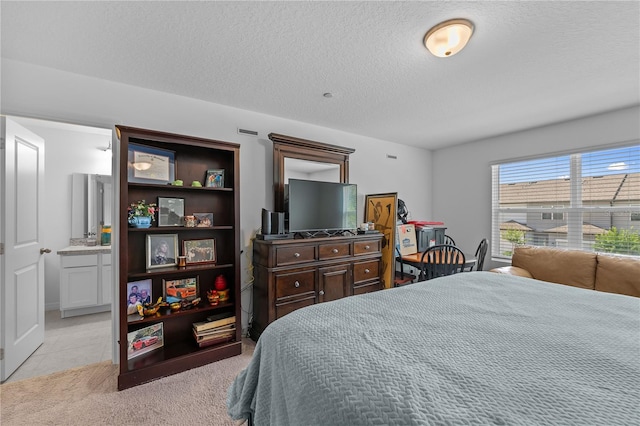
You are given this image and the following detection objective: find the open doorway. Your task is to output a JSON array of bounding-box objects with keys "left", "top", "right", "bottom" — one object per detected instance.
[{"left": 3, "top": 117, "right": 114, "bottom": 383}]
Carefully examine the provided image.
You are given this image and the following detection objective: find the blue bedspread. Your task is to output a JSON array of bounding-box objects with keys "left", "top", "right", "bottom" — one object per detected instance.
[{"left": 228, "top": 272, "right": 640, "bottom": 425}]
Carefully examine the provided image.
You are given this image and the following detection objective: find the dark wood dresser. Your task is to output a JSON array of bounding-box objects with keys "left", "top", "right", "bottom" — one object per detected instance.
[{"left": 250, "top": 234, "right": 383, "bottom": 340}]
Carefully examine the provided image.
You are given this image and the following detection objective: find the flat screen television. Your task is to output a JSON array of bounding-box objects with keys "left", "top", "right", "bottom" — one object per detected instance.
[{"left": 286, "top": 179, "right": 357, "bottom": 234}]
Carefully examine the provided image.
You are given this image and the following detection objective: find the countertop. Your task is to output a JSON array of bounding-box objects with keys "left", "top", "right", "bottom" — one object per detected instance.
[{"left": 57, "top": 245, "right": 112, "bottom": 255}]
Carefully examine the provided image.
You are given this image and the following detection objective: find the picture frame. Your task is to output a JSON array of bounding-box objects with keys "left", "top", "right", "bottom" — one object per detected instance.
[
  {"left": 163, "top": 276, "right": 199, "bottom": 303},
  {"left": 157, "top": 197, "right": 185, "bottom": 227},
  {"left": 193, "top": 213, "right": 213, "bottom": 227},
  {"left": 127, "top": 143, "right": 176, "bottom": 184},
  {"left": 127, "top": 322, "right": 164, "bottom": 360},
  {"left": 126, "top": 279, "right": 152, "bottom": 316},
  {"left": 205, "top": 169, "right": 225, "bottom": 188},
  {"left": 146, "top": 234, "right": 179, "bottom": 269},
  {"left": 183, "top": 238, "right": 216, "bottom": 265},
  {"left": 364, "top": 192, "right": 398, "bottom": 290}
]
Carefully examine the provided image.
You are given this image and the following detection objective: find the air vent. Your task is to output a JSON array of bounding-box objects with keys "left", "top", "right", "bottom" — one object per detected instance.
[
  {"left": 237, "top": 128, "right": 258, "bottom": 137},
  {"left": 387, "top": 154, "right": 397, "bottom": 160}
]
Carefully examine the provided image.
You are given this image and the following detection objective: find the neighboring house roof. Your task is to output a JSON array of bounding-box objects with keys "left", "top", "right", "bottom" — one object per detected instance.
[
  {"left": 500, "top": 220, "right": 534, "bottom": 231},
  {"left": 543, "top": 223, "right": 608, "bottom": 235},
  {"left": 499, "top": 172, "right": 640, "bottom": 204}
]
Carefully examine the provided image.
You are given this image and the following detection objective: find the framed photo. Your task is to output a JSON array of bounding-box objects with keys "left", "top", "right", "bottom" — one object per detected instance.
[
  {"left": 163, "top": 276, "right": 199, "bottom": 303},
  {"left": 193, "top": 213, "right": 213, "bottom": 227},
  {"left": 126, "top": 279, "right": 152, "bottom": 316},
  {"left": 127, "top": 322, "right": 164, "bottom": 360},
  {"left": 205, "top": 169, "right": 225, "bottom": 188},
  {"left": 157, "top": 197, "right": 185, "bottom": 227},
  {"left": 127, "top": 143, "right": 176, "bottom": 184},
  {"left": 365, "top": 192, "right": 398, "bottom": 290},
  {"left": 146, "top": 234, "right": 179, "bottom": 269},
  {"left": 183, "top": 238, "right": 216, "bottom": 265}
]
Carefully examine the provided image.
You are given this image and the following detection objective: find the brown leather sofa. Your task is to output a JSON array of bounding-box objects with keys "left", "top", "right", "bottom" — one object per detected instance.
[{"left": 490, "top": 245, "right": 640, "bottom": 298}]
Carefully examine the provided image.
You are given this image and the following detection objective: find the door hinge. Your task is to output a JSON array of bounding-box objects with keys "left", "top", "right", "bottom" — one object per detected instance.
[
  {"left": 0, "top": 243, "right": 4, "bottom": 255},
  {"left": 0, "top": 348, "right": 4, "bottom": 360}
]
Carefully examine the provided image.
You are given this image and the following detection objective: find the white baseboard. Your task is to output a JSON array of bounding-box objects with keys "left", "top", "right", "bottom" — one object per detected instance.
[{"left": 45, "top": 302, "right": 60, "bottom": 311}]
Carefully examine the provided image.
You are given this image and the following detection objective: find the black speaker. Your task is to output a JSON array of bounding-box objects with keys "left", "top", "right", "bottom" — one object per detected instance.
[
  {"left": 261, "top": 208, "right": 272, "bottom": 234},
  {"left": 261, "top": 209, "right": 285, "bottom": 235}
]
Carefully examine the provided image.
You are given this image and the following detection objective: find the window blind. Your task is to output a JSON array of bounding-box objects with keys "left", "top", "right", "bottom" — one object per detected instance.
[{"left": 491, "top": 144, "right": 640, "bottom": 259}]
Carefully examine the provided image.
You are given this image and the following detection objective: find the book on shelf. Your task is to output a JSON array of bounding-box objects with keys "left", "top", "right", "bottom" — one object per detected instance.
[
  {"left": 192, "top": 315, "right": 236, "bottom": 333},
  {"left": 193, "top": 325, "right": 235, "bottom": 341},
  {"left": 206, "top": 312, "right": 233, "bottom": 322},
  {"left": 194, "top": 323, "right": 235, "bottom": 337},
  {"left": 197, "top": 334, "right": 234, "bottom": 348}
]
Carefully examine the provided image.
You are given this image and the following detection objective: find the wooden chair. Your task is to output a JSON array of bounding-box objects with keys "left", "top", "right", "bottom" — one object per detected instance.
[
  {"left": 419, "top": 244, "right": 466, "bottom": 281},
  {"left": 443, "top": 234, "right": 456, "bottom": 246},
  {"left": 394, "top": 247, "right": 416, "bottom": 286},
  {"left": 467, "top": 238, "right": 488, "bottom": 271}
]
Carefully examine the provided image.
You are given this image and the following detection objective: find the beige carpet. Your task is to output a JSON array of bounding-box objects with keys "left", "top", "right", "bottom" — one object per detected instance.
[{"left": 0, "top": 339, "right": 255, "bottom": 425}]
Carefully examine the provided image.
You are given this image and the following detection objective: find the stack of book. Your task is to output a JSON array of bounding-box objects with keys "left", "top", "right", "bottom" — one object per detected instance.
[{"left": 192, "top": 314, "right": 236, "bottom": 348}]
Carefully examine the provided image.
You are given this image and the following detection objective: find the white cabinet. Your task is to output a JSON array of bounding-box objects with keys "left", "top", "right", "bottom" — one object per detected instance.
[
  {"left": 101, "top": 254, "right": 112, "bottom": 305},
  {"left": 58, "top": 249, "right": 112, "bottom": 318}
]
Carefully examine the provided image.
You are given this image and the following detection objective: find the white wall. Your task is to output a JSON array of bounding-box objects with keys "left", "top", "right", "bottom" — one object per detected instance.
[
  {"left": 431, "top": 105, "right": 640, "bottom": 270},
  {"left": 1, "top": 59, "right": 432, "bottom": 330},
  {"left": 10, "top": 118, "right": 112, "bottom": 310}
]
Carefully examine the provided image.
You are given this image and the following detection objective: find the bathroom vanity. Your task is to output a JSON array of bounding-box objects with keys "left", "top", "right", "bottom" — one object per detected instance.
[
  {"left": 57, "top": 245, "right": 112, "bottom": 318},
  {"left": 58, "top": 172, "right": 114, "bottom": 318}
]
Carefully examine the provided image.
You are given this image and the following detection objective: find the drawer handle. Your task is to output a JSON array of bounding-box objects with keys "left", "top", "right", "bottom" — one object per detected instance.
[
  {"left": 294, "top": 281, "right": 300, "bottom": 288},
  {"left": 332, "top": 248, "right": 338, "bottom": 254},
  {"left": 294, "top": 252, "right": 300, "bottom": 258},
  {"left": 364, "top": 245, "right": 370, "bottom": 250},
  {"left": 365, "top": 268, "right": 370, "bottom": 274},
  {"left": 319, "top": 290, "right": 325, "bottom": 296}
]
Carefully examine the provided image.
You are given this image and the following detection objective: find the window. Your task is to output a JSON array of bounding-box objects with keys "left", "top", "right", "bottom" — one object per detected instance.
[
  {"left": 492, "top": 144, "right": 640, "bottom": 259},
  {"left": 541, "top": 209, "right": 564, "bottom": 220}
]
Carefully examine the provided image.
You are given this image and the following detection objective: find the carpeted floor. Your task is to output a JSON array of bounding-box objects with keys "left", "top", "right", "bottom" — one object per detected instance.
[{"left": 0, "top": 339, "right": 255, "bottom": 425}]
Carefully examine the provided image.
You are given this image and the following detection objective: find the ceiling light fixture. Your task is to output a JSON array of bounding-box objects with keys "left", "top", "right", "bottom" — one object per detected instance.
[{"left": 424, "top": 18, "right": 474, "bottom": 58}]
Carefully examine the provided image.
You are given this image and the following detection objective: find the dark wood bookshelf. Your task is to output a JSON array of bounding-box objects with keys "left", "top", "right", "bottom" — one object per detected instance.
[{"left": 117, "top": 125, "right": 241, "bottom": 390}]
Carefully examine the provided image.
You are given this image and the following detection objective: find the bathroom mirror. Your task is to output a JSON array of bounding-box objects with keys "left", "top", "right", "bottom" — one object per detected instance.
[
  {"left": 270, "top": 133, "right": 354, "bottom": 212},
  {"left": 71, "top": 173, "right": 113, "bottom": 239}
]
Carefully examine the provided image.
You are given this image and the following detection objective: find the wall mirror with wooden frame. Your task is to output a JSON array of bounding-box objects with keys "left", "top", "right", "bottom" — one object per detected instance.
[{"left": 269, "top": 133, "right": 355, "bottom": 212}]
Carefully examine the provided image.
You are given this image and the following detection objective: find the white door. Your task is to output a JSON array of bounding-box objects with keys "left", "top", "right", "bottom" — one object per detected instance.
[{"left": 1, "top": 116, "right": 47, "bottom": 382}]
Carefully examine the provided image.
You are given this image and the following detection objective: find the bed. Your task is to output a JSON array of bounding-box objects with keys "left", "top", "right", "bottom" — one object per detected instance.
[{"left": 227, "top": 272, "right": 639, "bottom": 425}]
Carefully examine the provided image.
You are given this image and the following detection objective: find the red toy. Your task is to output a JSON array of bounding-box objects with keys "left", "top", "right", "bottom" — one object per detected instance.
[{"left": 214, "top": 275, "right": 228, "bottom": 291}]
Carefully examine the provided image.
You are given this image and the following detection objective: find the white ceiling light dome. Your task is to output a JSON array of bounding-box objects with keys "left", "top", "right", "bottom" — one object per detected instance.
[{"left": 424, "top": 18, "right": 474, "bottom": 58}]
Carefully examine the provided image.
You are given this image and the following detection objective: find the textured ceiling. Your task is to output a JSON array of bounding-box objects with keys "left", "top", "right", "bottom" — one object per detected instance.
[{"left": 2, "top": 1, "right": 639, "bottom": 150}]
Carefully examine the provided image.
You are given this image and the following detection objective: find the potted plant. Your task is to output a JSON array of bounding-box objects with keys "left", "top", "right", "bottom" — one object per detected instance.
[{"left": 128, "top": 200, "right": 157, "bottom": 228}]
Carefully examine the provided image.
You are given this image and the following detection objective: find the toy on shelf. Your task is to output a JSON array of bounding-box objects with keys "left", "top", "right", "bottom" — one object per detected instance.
[
  {"left": 207, "top": 289, "right": 220, "bottom": 306},
  {"left": 137, "top": 297, "right": 168, "bottom": 317}
]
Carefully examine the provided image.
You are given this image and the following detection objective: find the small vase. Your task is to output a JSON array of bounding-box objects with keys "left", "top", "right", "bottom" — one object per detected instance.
[
  {"left": 214, "top": 275, "right": 227, "bottom": 291},
  {"left": 128, "top": 216, "right": 152, "bottom": 228}
]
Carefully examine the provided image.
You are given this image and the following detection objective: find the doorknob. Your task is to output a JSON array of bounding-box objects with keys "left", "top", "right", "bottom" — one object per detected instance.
[{"left": 40, "top": 248, "right": 52, "bottom": 254}]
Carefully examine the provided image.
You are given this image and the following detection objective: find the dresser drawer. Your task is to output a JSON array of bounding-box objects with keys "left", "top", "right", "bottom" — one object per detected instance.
[
  {"left": 353, "top": 259, "right": 380, "bottom": 283},
  {"left": 275, "top": 245, "right": 316, "bottom": 266},
  {"left": 276, "top": 296, "right": 316, "bottom": 320},
  {"left": 353, "top": 281, "right": 381, "bottom": 295},
  {"left": 318, "top": 242, "right": 351, "bottom": 260},
  {"left": 354, "top": 239, "right": 381, "bottom": 255},
  {"left": 275, "top": 269, "right": 316, "bottom": 299}
]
